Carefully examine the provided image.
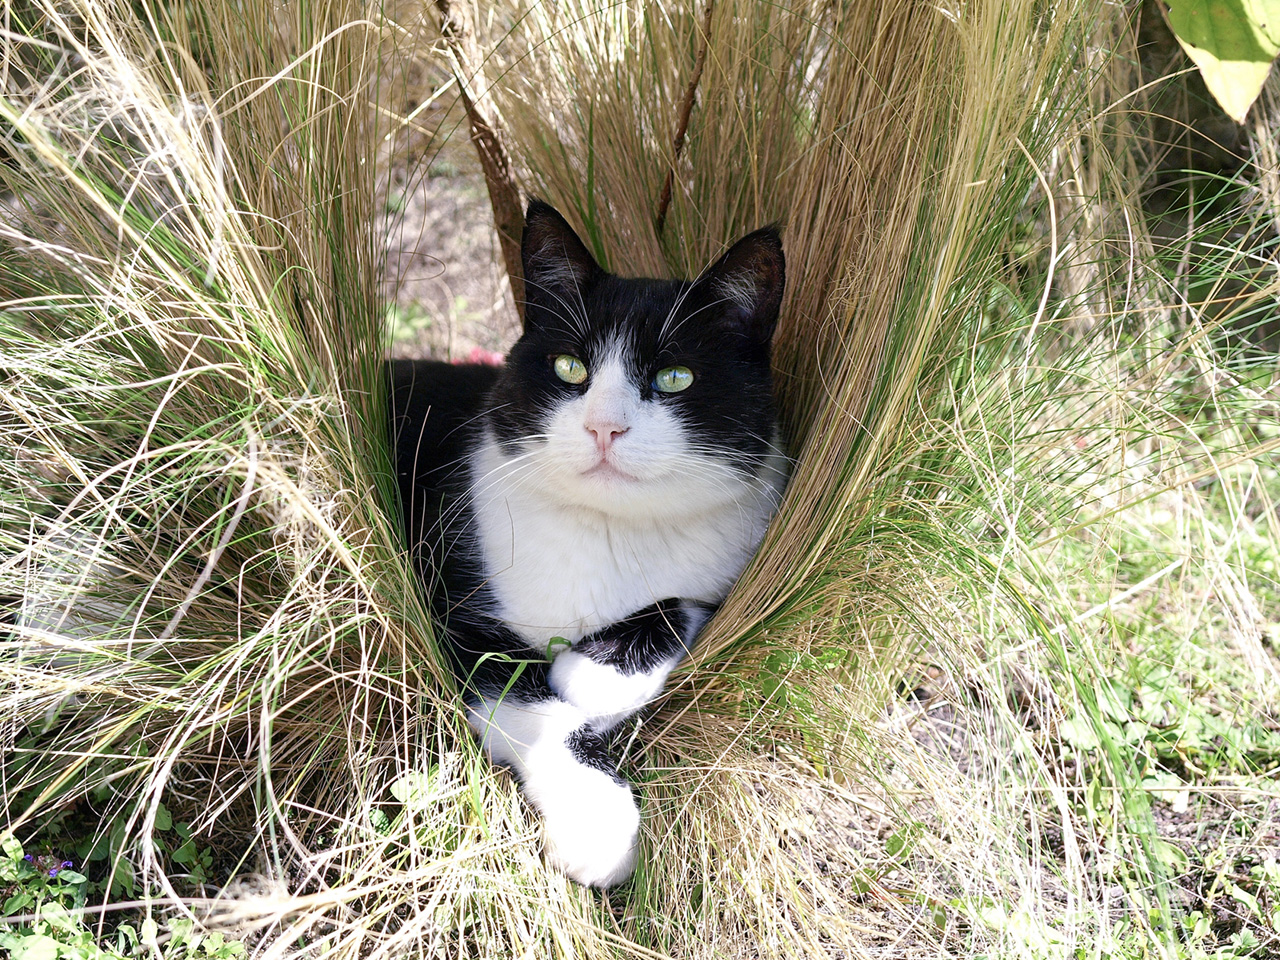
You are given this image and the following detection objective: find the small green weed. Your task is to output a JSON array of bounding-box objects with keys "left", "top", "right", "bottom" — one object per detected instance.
[
  {"left": 2, "top": 831, "right": 240, "bottom": 960},
  {"left": 755, "top": 645, "right": 856, "bottom": 774},
  {"left": 2, "top": 835, "right": 88, "bottom": 919},
  {"left": 385, "top": 301, "right": 436, "bottom": 342},
  {"left": 1061, "top": 664, "right": 1280, "bottom": 791},
  {"left": 2, "top": 834, "right": 118, "bottom": 960},
  {"left": 384, "top": 189, "right": 407, "bottom": 214}
]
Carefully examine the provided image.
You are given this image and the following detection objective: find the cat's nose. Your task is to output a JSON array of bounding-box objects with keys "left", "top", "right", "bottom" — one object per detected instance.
[{"left": 585, "top": 419, "right": 629, "bottom": 454}]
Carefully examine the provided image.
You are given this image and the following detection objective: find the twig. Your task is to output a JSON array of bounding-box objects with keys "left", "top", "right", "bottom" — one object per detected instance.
[
  {"left": 655, "top": 0, "right": 715, "bottom": 238},
  {"left": 434, "top": 0, "right": 525, "bottom": 319}
]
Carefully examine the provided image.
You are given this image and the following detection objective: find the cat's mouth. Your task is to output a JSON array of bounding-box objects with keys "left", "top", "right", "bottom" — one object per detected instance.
[{"left": 582, "top": 460, "right": 639, "bottom": 482}]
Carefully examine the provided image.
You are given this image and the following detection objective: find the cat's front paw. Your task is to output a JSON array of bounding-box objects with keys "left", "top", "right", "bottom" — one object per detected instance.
[
  {"left": 548, "top": 648, "right": 677, "bottom": 728},
  {"left": 526, "top": 766, "right": 640, "bottom": 888}
]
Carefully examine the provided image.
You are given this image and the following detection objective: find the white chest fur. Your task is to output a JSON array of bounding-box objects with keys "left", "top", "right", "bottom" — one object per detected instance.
[{"left": 468, "top": 432, "right": 785, "bottom": 648}]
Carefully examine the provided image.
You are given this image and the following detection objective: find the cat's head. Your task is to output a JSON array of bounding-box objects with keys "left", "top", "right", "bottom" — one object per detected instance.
[{"left": 485, "top": 200, "right": 785, "bottom": 519}]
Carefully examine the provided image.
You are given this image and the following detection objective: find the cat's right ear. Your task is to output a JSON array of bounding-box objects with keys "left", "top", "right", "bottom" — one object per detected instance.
[{"left": 521, "top": 200, "right": 600, "bottom": 313}]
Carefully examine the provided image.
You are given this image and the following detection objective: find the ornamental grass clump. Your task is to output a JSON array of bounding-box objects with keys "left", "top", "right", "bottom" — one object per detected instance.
[{"left": 1, "top": 0, "right": 459, "bottom": 950}]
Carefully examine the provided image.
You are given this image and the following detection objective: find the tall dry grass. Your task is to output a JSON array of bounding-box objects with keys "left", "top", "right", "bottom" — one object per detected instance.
[
  {"left": 1, "top": 0, "right": 455, "bottom": 951},
  {"left": 484, "top": 0, "right": 1089, "bottom": 648}
]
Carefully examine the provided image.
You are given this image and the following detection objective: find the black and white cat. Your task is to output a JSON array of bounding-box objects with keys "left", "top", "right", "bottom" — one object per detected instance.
[{"left": 390, "top": 200, "right": 788, "bottom": 887}]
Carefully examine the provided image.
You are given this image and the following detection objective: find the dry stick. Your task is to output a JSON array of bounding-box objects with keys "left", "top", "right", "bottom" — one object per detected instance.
[
  {"left": 655, "top": 0, "right": 716, "bottom": 238},
  {"left": 435, "top": 0, "right": 525, "bottom": 320}
]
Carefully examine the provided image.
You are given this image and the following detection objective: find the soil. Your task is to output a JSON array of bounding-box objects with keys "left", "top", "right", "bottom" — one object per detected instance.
[{"left": 381, "top": 136, "right": 519, "bottom": 362}]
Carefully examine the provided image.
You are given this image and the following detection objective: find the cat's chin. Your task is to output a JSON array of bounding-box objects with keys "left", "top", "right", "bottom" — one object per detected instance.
[{"left": 552, "top": 454, "right": 763, "bottom": 520}]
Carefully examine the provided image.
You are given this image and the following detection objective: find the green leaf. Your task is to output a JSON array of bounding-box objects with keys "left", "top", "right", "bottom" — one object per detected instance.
[
  {"left": 1226, "top": 880, "right": 1260, "bottom": 915},
  {"left": 845, "top": 872, "right": 873, "bottom": 895},
  {"left": 390, "top": 770, "right": 437, "bottom": 808},
  {"left": 36, "top": 902, "right": 79, "bottom": 936},
  {"left": 884, "top": 821, "right": 923, "bottom": 859},
  {"left": 10, "top": 933, "right": 62, "bottom": 960},
  {"left": 1151, "top": 838, "right": 1190, "bottom": 873},
  {"left": 4, "top": 890, "right": 34, "bottom": 915},
  {"left": 154, "top": 803, "right": 172, "bottom": 833},
  {"left": 171, "top": 839, "right": 197, "bottom": 865},
  {"left": 1, "top": 835, "right": 23, "bottom": 861},
  {"left": 115, "top": 923, "right": 140, "bottom": 951},
  {"left": 1165, "top": 0, "right": 1280, "bottom": 123},
  {"left": 1059, "top": 716, "right": 1102, "bottom": 750}
]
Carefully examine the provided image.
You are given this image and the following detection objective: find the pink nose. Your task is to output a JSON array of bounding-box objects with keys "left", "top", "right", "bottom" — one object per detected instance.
[{"left": 586, "top": 421, "right": 628, "bottom": 453}]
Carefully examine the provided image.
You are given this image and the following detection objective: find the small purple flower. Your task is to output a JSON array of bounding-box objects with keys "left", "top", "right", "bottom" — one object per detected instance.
[
  {"left": 48, "top": 867, "right": 59, "bottom": 877},
  {"left": 23, "top": 854, "right": 33, "bottom": 862},
  {"left": 62, "top": 861, "right": 73, "bottom": 868}
]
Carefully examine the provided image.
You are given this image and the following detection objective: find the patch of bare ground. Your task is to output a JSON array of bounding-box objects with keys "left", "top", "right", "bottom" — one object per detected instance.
[
  {"left": 1155, "top": 794, "right": 1280, "bottom": 947},
  {"left": 380, "top": 108, "right": 518, "bottom": 362}
]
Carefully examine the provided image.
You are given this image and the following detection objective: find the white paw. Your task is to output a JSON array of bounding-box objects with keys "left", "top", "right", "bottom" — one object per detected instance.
[
  {"left": 465, "top": 694, "right": 641, "bottom": 886},
  {"left": 529, "top": 768, "right": 640, "bottom": 888},
  {"left": 549, "top": 649, "right": 680, "bottom": 729}
]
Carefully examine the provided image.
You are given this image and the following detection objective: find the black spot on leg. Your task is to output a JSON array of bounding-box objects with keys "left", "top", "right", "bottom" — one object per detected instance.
[{"left": 566, "top": 727, "right": 628, "bottom": 785}]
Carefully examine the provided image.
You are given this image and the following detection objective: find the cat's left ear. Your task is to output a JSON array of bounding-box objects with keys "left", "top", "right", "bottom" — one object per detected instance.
[{"left": 692, "top": 227, "right": 785, "bottom": 346}]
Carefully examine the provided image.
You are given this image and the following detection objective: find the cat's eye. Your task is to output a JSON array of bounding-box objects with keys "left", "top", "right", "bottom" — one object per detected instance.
[
  {"left": 653, "top": 365, "right": 694, "bottom": 393},
  {"left": 552, "top": 354, "right": 588, "bottom": 385}
]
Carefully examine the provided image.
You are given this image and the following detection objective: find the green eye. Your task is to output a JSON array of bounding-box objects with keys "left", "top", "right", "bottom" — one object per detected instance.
[
  {"left": 653, "top": 365, "right": 694, "bottom": 393},
  {"left": 553, "top": 354, "right": 588, "bottom": 384}
]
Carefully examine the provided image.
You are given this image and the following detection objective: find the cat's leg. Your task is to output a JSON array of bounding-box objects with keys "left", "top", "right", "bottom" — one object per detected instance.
[
  {"left": 548, "top": 599, "right": 714, "bottom": 731},
  {"left": 466, "top": 658, "right": 640, "bottom": 887}
]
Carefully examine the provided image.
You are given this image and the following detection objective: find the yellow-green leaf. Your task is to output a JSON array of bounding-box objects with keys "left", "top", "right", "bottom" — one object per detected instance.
[{"left": 1165, "top": 0, "right": 1280, "bottom": 122}]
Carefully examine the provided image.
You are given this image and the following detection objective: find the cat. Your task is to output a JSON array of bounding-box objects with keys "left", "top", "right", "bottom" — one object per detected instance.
[{"left": 389, "top": 200, "right": 788, "bottom": 887}]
